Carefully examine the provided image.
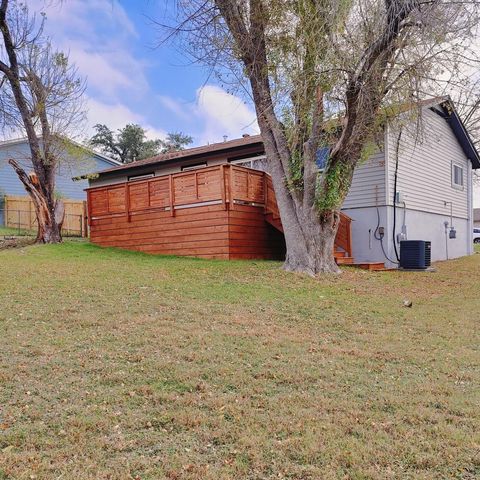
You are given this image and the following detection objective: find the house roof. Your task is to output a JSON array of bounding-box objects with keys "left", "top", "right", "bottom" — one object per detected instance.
[
  {"left": 94, "top": 134, "right": 264, "bottom": 176},
  {"left": 474, "top": 208, "right": 480, "bottom": 222},
  {"left": 427, "top": 97, "right": 480, "bottom": 169},
  {"left": 0, "top": 136, "right": 121, "bottom": 166},
  {"left": 90, "top": 96, "right": 480, "bottom": 178},
  {"left": 380, "top": 95, "right": 480, "bottom": 169}
]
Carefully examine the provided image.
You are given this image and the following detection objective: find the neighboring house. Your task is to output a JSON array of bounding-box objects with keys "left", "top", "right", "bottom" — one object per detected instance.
[
  {"left": 474, "top": 208, "right": 480, "bottom": 228},
  {"left": 0, "top": 137, "right": 120, "bottom": 225},
  {"left": 85, "top": 97, "right": 479, "bottom": 268}
]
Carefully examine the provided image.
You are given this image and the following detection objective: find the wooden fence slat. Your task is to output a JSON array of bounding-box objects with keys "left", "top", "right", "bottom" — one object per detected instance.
[
  {"left": 3, "top": 195, "right": 87, "bottom": 237},
  {"left": 85, "top": 164, "right": 353, "bottom": 259}
]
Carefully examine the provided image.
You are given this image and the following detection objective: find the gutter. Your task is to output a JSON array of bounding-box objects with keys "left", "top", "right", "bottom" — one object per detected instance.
[{"left": 430, "top": 100, "right": 480, "bottom": 170}]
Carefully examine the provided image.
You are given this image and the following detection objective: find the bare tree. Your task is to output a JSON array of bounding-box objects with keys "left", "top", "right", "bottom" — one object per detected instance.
[
  {"left": 161, "top": 0, "right": 480, "bottom": 274},
  {"left": 451, "top": 87, "right": 480, "bottom": 189},
  {"left": 457, "top": 84, "right": 480, "bottom": 147},
  {"left": 0, "top": 0, "right": 85, "bottom": 243}
]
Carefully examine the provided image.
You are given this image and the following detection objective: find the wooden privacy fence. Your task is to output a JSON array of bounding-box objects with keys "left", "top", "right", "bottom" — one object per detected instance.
[
  {"left": 3, "top": 195, "right": 88, "bottom": 237},
  {"left": 88, "top": 165, "right": 267, "bottom": 219},
  {"left": 87, "top": 164, "right": 352, "bottom": 256}
]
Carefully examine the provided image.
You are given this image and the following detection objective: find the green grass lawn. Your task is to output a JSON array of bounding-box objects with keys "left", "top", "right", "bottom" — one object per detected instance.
[
  {"left": 0, "top": 242, "right": 479, "bottom": 479},
  {"left": 0, "top": 226, "right": 34, "bottom": 237}
]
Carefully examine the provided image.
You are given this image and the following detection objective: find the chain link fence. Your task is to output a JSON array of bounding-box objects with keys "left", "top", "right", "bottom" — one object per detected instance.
[{"left": 0, "top": 209, "right": 86, "bottom": 238}]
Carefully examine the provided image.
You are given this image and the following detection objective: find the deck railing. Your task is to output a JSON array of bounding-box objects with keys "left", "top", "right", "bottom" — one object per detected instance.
[
  {"left": 87, "top": 165, "right": 267, "bottom": 219},
  {"left": 336, "top": 212, "right": 352, "bottom": 257},
  {"left": 87, "top": 164, "right": 352, "bottom": 255}
]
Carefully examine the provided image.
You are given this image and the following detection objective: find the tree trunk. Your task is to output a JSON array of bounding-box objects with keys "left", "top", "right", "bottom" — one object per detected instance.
[
  {"left": 214, "top": 0, "right": 345, "bottom": 275},
  {"left": 283, "top": 210, "right": 340, "bottom": 275},
  {"left": 260, "top": 121, "right": 343, "bottom": 275},
  {"left": 8, "top": 159, "right": 64, "bottom": 244},
  {"left": 274, "top": 187, "right": 341, "bottom": 275}
]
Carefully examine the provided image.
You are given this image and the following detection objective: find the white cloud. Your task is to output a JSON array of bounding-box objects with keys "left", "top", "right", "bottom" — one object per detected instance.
[
  {"left": 33, "top": 0, "right": 137, "bottom": 39},
  {"left": 66, "top": 44, "right": 136, "bottom": 98},
  {"left": 30, "top": 1, "right": 148, "bottom": 99},
  {"left": 86, "top": 98, "right": 167, "bottom": 140},
  {"left": 86, "top": 99, "right": 143, "bottom": 132},
  {"left": 195, "top": 86, "right": 259, "bottom": 144},
  {"left": 158, "top": 96, "right": 193, "bottom": 122},
  {"left": 156, "top": 86, "right": 259, "bottom": 146}
]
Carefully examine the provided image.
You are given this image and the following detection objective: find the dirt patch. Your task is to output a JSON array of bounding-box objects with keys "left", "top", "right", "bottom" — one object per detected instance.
[{"left": 0, "top": 236, "right": 36, "bottom": 250}]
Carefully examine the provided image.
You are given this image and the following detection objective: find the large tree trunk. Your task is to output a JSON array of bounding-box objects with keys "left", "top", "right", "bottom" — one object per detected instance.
[
  {"left": 268, "top": 158, "right": 341, "bottom": 275},
  {"left": 283, "top": 209, "right": 340, "bottom": 275},
  {"left": 259, "top": 113, "right": 343, "bottom": 275},
  {"left": 8, "top": 159, "right": 64, "bottom": 244}
]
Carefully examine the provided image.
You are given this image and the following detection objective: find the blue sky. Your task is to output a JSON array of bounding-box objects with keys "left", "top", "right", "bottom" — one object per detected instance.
[
  {"left": 32, "top": 0, "right": 259, "bottom": 146},
  {"left": 18, "top": 2, "right": 480, "bottom": 207}
]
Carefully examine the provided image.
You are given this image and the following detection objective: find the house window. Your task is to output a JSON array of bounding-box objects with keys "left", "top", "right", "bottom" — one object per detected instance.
[
  {"left": 230, "top": 155, "right": 267, "bottom": 171},
  {"left": 452, "top": 163, "right": 464, "bottom": 189},
  {"left": 316, "top": 147, "right": 330, "bottom": 171},
  {"left": 181, "top": 162, "right": 207, "bottom": 171},
  {"left": 128, "top": 172, "right": 154, "bottom": 181}
]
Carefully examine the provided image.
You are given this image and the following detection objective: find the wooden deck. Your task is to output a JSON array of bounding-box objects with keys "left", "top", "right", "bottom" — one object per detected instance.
[{"left": 87, "top": 165, "right": 353, "bottom": 262}]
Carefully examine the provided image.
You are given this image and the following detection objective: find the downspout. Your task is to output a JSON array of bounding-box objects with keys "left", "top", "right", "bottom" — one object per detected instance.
[
  {"left": 373, "top": 125, "right": 399, "bottom": 265},
  {"left": 467, "top": 162, "right": 473, "bottom": 254},
  {"left": 392, "top": 128, "right": 403, "bottom": 262},
  {"left": 444, "top": 221, "right": 449, "bottom": 260}
]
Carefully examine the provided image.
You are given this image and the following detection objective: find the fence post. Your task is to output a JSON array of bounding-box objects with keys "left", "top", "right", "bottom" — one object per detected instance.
[
  {"left": 87, "top": 191, "right": 92, "bottom": 227},
  {"left": 220, "top": 165, "right": 227, "bottom": 210},
  {"left": 263, "top": 173, "right": 268, "bottom": 213},
  {"left": 82, "top": 201, "right": 88, "bottom": 237},
  {"left": 4, "top": 195, "right": 7, "bottom": 227},
  {"left": 125, "top": 184, "right": 130, "bottom": 223},
  {"left": 229, "top": 165, "right": 234, "bottom": 210},
  {"left": 169, "top": 174, "right": 175, "bottom": 217}
]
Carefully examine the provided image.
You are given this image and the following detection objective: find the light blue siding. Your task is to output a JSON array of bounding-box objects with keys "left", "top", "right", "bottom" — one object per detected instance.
[{"left": 0, "top": 140, "right": 115, "bottom": 225}]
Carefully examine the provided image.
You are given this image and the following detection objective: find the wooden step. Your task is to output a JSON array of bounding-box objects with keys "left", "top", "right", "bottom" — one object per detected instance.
[
  {"left": 336, "top": 256, "right": 354, "bottom": 265},
  {"left": 264, "top": 212, "right": 284, "bottom": 233},
  {"left": 352, "top": 262, "right": 386, "bottom": 271},
  {"left": 264, "top": 213, "right": 355, "bottom": 266}
]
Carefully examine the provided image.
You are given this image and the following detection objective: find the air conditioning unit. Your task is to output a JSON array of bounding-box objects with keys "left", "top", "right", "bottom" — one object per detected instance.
[{"left": 399, "top": 240, "right": 431, "bottom": 269}]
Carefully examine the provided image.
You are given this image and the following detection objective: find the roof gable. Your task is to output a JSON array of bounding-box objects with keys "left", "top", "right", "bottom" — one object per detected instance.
[
  {"left": 427, "top": 98, "right": 480, "bottom": 169},
  {"left": 0, "top": 136, "right": 121, "bottom": 167}
]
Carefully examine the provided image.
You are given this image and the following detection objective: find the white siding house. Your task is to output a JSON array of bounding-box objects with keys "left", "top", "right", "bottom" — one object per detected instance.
[
  {"left": 343, "top": 150, "right": 386, "bottom": 209},
  {"left": 342, "top": 97, "right": 479, "bottom": 267},
  {"left": 85, "top": 97, "right": 479, "bottom": 268}
]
